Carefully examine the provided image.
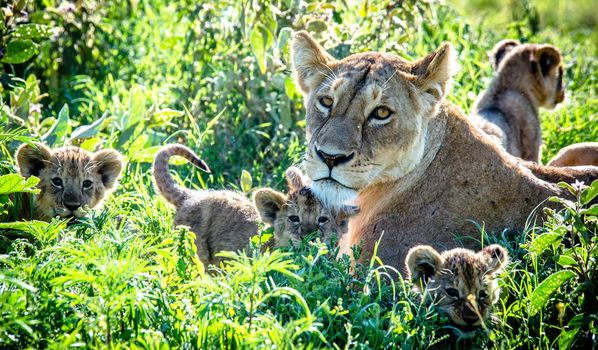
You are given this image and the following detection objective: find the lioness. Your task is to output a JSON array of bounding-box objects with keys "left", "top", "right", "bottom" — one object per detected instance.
[
  {"left": 406, "top": 244, "right": 509, "bottom": 328},
  {"left": 291, "top": 31, "right": 597, "bottom": 274},
  {"left": 153, "top": 144, "right": 355, "bottom": 266},
  {"left": 471, "top": 40, "right": 565, "bottom": 162},
  {"left": 15, "top": 142, "right": 123, "bottom": 221},
  {"left": 547, "top": 142, "right": 598, "bottom": 167}
]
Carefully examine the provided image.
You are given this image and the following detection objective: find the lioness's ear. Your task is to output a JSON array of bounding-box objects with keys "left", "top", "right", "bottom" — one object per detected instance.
[
  {"left": 93, "top": 149, "right": 124, "bottom": 189},
  {"left": 480, "top": 244, "right": 509, "bottom": 274},
  {"left": 16, "top": 142, "right": 52, "bottom": 177},
  {"left": 254, "top": 188, "right": 287, "bottom": 225},
  {"left": 291, "top": 31, "right": 338, "bottom": 94},
  {"left": 285, "top": 166, "right": 307, "bottom": 191},
  {"left": 490, "top": 39, "right": 520, "bottom": 70},
  {"left": 532, "top": 45, "right": 561, "bottom": 77},
  {"left": 410, "top": 42, "right": 458, "bottom": 100},
  {"left": 406, "top": 245, "right": 442, "bottom": 288}
]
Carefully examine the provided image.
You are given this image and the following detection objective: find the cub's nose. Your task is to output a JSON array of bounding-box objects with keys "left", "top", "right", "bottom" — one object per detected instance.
[
  {"left": 315, "top": 148, "right": 354, "bottom": 169},
  {"left": 462, "top": 305, "right": 479, "bottom": 324},
  {"left": 64, "top": 202, "right": 81, "bottom": 211}
]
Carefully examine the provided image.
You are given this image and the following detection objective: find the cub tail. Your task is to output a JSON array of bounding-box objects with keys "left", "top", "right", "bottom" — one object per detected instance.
[
  {"left": 153, "top": 144, "right": 211, "bottom": 207},
  {"left": 526, "top": 161, "right": 598, "bottom": 189}
]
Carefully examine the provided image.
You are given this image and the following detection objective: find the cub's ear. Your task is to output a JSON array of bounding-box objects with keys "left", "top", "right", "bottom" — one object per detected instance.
[
  {"left": 291, "top": 31, "right": 338, "bottom": 94},
  {"left": 285, "top": 166, "right": 308, "bottom": 191},
  {"left": 532, "top": 45, "right": 562, "bottom": 77},
  {"left": 92, "top": 149, "right": 124, "bottom": 189},
  {"left": 332, "top": 205, "right": 359, "bottom": 234},
  {"left": 333, "top": 205, "right": 359, "bottom": 223},
  {"left": 410, "top": 42, "right": 458, "bottom": 100},
  {"left": 480, "top": 244, "right": 509, "bottom": 274},
  {"left": 406, "top": 245, "right": 442, "bottom": 288},
  {"left": 254, "top": 188, "right": 287, "bottom": 225},
  {"left": 16, "top": 142, "right": 52, "bottom": 177},
  {"left": 490, "top": 39, "right": 520, "bottom": 70}
]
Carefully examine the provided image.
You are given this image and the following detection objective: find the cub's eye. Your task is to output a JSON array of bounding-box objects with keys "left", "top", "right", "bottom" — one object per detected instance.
[
  {"left": 317, "top": 216, "right": 329, "bottom": 224},
  {"left": 82, "top": 180, "right": 93, "bottom": 189},
  {"left": 446, "top": 288, "right": 459, "bottom": 298},
  {"left": 479, "top": 290, "right": 488, "bottom": 299},
  {"left": 51, "top": 178, "right": 63, "bottom": 188},
  {"left": 318, "top": 96, "right": 334, "bottom": 108},
  {"left": 369, "top": 106, "right": 392, "bottom": 120},
  {"left": 288, "top": 215, "right": 300, "bottom": 223}
]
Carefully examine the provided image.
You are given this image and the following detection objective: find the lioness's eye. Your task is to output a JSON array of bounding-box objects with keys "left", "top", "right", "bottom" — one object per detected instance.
[
  {"left": 318, "top": 96, "right": 334, "bottom": 108},
  {"left": 317, "top": 216, "right": 329, "bottom": 224},
  {"left": 51, "top": 177, "right": 63, "bottom": 188},
  {"left": 288, "top": 215, "right": 300, "bottom": 223},
  {"left": 82, "top": 180, "right": 93, "bottom": 189},
  {"left": 446, "top": 288, "right": 459, "bottom": 298},
  {"left": 370, "top": 106, "right": 392, "bottom": 120}
]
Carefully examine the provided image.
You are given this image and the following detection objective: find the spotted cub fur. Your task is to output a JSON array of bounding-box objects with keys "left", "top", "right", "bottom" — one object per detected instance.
[
  {"left": 406, "top": 244, "right": 509, "bottom": 328},
  {"left": 152, "top": 144, "right": 356, "bottom": 266},
  {"left": 15, "top": 142, "right": 124, "bottom": 221}
]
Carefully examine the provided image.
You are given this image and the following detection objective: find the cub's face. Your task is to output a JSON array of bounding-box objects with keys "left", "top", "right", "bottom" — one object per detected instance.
[
  {"left": 406, "top": 245, "right": 509, "bottom": 328},
  {"left": 254, "top": 167, "right": 358, "bottom": 247},
  {"left": 291, "top": 31, "right": 457, "bottom": 207},
  {"left": 16, "top": 143, "right": 123, "bottom": 221},
  {"left": 491, "top": 40, "right": 565, "bottom": 109}
]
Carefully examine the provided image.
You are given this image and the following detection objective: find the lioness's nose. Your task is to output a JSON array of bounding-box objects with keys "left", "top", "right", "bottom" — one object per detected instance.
[
  {"left": 64, "top": 202, "right": 81, "bottom": 211},
  {"left": 316, "top": 148, "right": 354, "bottom": 169}
]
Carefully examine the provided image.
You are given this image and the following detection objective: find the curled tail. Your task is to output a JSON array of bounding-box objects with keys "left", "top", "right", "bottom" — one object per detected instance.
[
  {"left": 153, "top": 144, "right": 211, "bottom": 207},
  {"left": 525, "top": 161, "right": 598, "bottom": 186}
]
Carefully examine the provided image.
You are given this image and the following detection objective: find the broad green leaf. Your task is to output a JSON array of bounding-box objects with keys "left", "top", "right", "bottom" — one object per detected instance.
[
  {"left": 0, "top": 174, "right": 40, "bottom": 195},
  {"left": 152, "top": 108, "right": 183, "bottom": 125},
  {"left": 42, "top": 104, "right": 70, "bottom": 146},
  {"left": 559, "top": 315, "right": 584, "bottom": 349},
  {"left": 250, "top": 24, "right": 273, "bottom": 74},
  {"left": 306, "top": 20, "right": 328, "bottom": 34},
  {"left": 0, "top": 273, "right": 38, "bottom": 292},
  {"left": 529, "top": 270, "right": 575, "bottom": 316},
  {"left": 530, "top": 231, "right": 564, "bottom": 255},
  {"left": 556, "top": 254, "right": 576, "bottom": 267},
  {"left": 582, "top": 204, "right": 598, "bottom": 216},
  {"left": 581, "top": 179, "right": 598, "bottom": 205},
  {"left": 277, "top": 27, "right": 293, "bottom": 57},
  {"left": 0, "top": 220, "right": 48, "bottom": 233},
  {"left": 240, "top": 170, "right": 252, "bottom": 193},
  {"left": 11, "top": 24, "right": 54, "bottom": 41},
  {"left": 70, "top": 111, "right": 110, "bottom": 140},
  {"left": 0, "top": 39, "right": 38, "bottom": 64},
  {"left": 79, "top": 137, "right": 103, "bottom": 151}
]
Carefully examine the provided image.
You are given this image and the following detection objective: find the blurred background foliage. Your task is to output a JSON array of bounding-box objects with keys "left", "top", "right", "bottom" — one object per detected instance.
[{"left": 2, "top": 0, "right": 595, "bottom": 189}]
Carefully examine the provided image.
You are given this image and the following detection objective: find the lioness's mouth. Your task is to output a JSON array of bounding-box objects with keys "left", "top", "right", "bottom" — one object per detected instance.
[{"left": 314, "top": 177, "right": 357, "bottom": 190}]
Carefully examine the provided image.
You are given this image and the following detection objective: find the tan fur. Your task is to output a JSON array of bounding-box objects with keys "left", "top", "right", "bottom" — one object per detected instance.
[
  {"left": 547, "top": 142, "right": 598, "bottom": 167},
  {"left": 471, "top": 40, "right": 565, "bottom": 162},
  {"left": 15, "top": 142, "right": 123, "bottom": 221},
  {"left": 406, "top": 245, "right": 509, "bottom": 328},
  {"left": 291, "top": 32, "right": 598, "bottom": 275},
  {"left": 152, "top": 145, "right": 355, "bottom": 266}
]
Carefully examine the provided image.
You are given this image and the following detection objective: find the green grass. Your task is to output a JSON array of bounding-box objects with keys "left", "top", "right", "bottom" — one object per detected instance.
[{"left": 1, "top": 0, "right": 597, "bottom": 348}]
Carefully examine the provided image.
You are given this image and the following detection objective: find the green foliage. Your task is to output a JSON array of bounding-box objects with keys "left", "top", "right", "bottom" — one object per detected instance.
[{"left": 0, "top": 0, "right": 597, "bottom": 348}]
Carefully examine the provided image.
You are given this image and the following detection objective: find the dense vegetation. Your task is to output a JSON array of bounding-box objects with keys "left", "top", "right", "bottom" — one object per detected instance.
[{"left": 1, "top": 0, "right": 597, "bottom": 348}]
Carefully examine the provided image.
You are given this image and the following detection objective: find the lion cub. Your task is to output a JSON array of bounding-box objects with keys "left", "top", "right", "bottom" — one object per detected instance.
[
  {"left": 153, "top": 144, "right": 355, "bottom": 266},
  {"left": 547, "top": 142, "right": 598, "bottom": 167},
  {"left": 471, "top": 40, "right": 565, "bottom": 162},
  {"left": 15, "top": 142, "right": 124, "bottom": 221},
  {"left": 406, "top": 244, "right": 509, "bottom": 328}
]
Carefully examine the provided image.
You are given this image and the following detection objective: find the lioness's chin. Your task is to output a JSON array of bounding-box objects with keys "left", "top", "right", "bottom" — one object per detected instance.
[{"left": 311, "top": 180, "right": 358, "bottom": 209}]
